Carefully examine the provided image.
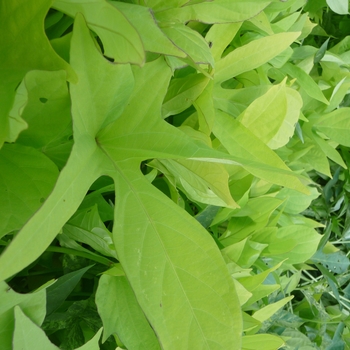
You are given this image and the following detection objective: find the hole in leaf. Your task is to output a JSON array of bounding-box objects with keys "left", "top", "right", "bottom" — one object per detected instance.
[{"left": 39, "top": 97, "right": 48, "bottom": 103}]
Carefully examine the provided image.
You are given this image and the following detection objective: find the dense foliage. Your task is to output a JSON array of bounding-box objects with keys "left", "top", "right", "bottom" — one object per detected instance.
[{"left": 1, "top": 0, "right": 350, "bottom": 349}]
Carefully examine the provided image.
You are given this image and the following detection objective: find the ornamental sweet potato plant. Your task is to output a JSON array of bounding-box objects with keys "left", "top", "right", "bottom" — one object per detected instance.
[{"left": 1, "top": 0, "right": 350, "bottom": 349}]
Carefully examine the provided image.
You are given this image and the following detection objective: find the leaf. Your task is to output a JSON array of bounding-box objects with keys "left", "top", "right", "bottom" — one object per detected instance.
[
  {"left": 242, "top": 334, "right": 285, "bottom": 350},
  {"left": 311, "top": 251, "right": 350, "bottom": 274},
  {"left": 326, "top": 0, "right": 349, "bottom": 14},
  {"left": 281, "top": 63, "right": 329, "bottom": 104},
  {"left": 53, "top": 0, "right": 145, "bottom": 64},
  {"left": 213, "top": 111, "right": 308, "bottom": 194},
  {"left": 0, "top": 144, "right": 59, "bottom": 238},
  {"left": 215, "top": 32, "right": 301, "bottom": 84},
  {"left": 253, "top": 296, "right": 294, "bottom": 323},
  {"left": 95, "top": 274, "right": 161, "bottom": 348},
  {"left": 259, "top": 225, "right": 321, "bottom": 264},
  {"left": 274, "top": 187, "right": 320, "bottom": 215},
  {"left": 110, "top": 2, "right": 186, "bottom": 58},
  {"left": 206, "top": 22, "right": 242, "bottom": 61},
  {"left": 237, "top": 80, "right": 288, "bottom": 146},
  {"left": 16, "top": 70, "right": 71, "bottom": 148},
  {"left": 75, "top": 328, "right": 103, "bottom": 350},
  {"left": 14, "top": 70, "right": 73, "bottom": 168},
  {"left": 151, "top": 158, "right": 239, "bottom": 208},
  {"left": 162, "top": 24, "right": 215, "bottom": 67},
  {"left": 46, "top": 265, "right": 93, "bottom": 315},
  {"left": 313, "top": 108, "right": 350, "bottom": 147},
  {"left": 267, "top": 88, "right": 303, "bottom": 149},
  {"left": 13, "top": 307, "right": 59, "bottom": 350},
  {"left": 162, "top": 74, "right": 209, "bottom": 118},
  {"left": 63, "top": 206, "right": 117, "bottom": 259},
  {"left": 0, "top": 282, "right": 46, "bottom": 350},
  {"left": 156, "top": 1, "right": 272, "bottom": 24},
  {"left": 0, "top": 0, "right": 75, "bottom": 146},
  {"left": 110, "top": 162, "right": 242, "bottom": 350}
]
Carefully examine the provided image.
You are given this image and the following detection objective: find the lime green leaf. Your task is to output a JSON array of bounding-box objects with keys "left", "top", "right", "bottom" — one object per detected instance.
[
  {"left": 213, "top": 111, "right": 308, "bottom": 193},
  {"left": 16, "top": 70, "right": 71, "bottom": 149},
  {"left": 111, "top": 162, "right": 242, "bottom": 350},
  {"left": 195, "top": 80, "right": 216, "bottom": 135},
  {"left": 237, "top": 80, "right": 288, "bottom": 146},
  {"left": 110, "top": 2, "right": 186, "bottom": 58},
  {"left": 281, "top": 63, "right": 329, "bottom": 104},
  {"left": 156, "top": 1, "right": 272, "bottom": 24},
  {"left": 143, "top": 0, "right": 188, "bottom": 11},
  {"left": 206, "top": 23, "right": 242, "bottom": 61},
  {"left": 13, "top": 307, "right": 59, "bottom": 350},
  {"left": 63, "top": 206, "right": 116, "bottom": 258},
  {"left": 53, "top": 0, "right": 145, "bottom": 64},
  {"left": 268, "top": 88, "right": 303, "bottom": 149},
  {"left": 0, "top": 0, "right": 75, "bottom": 146},
  {"left": 162, "top": 74, "right": 209, "bottom": 118},
  {"left": 0, "top": 140, "right": 105, "bottom": 281},
  {"left": 162, "top": 24, "right": 215, "bottom": 67},
  {"left": 242, "top": 334, "right": 285, "bottom": 350},
  {"left": 313, "top": 108, "right": 350, "bottom": 146},
  {"left": 96, "top": 274, "right": 161, "bottom": 348},
  {"left": 0, "top": 144, "right": 59, "bottom": 238},
  {"left": 46, "top": 265, "right": 93, "bottom": 315},
  {"left": 326, "top": 0, "right": 349, "bottom": 14},
  {"left": 253, "top": 296, "right": 294, "bottom": 323},
  {"left": 260, "top": 225, "right": 321, "bottom": 264},
  {"left": 0, "top": 282, "right": 46, "bottom": 350},
  {"left": 275, "top": 187, "right": 320, "bottom": 215},
  {"left": 215, "top": 32, "right": 300, "bottom": 84}
]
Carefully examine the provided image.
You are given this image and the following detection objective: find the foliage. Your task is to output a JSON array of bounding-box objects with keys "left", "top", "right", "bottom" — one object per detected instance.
[{"left": 1, "top": 0, "right": 350, "bottom": 349}]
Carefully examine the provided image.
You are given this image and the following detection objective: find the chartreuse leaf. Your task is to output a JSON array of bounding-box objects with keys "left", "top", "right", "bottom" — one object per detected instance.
[
  {"left": 16, "top": 70, "right": 71, "bottom": 149},
  {"left": 63, "top": 206, "right": 117, "bottom": 259},
  {"left": 313, "top": 108, "right": 350, "bottom": 147},
  {"left": 0, "top": 13, "right": 132, "bottom": 281},
  {"left": 206, "top": 23, "right": 242, "bottom": 61},
  {"left": 215, "top": 32, "right": 300, "bottom": 84},
  {"left": 110, "top": 2, "right": 185, "bottom": 58},
  {"left": 194, "top": 80, "right": 216, "bottom": 135},
  {"left": 213, "top": 111, "right": 309, "bottom": 194},
  {"left": 155, "top": 1, "right": 272, "bottom": 24},
  {"left": 0, "top": 281, "right": 46, "bottom": 350},
  {"left": 15, "top": 70, "right": 73, "bottom": 168},
  {"left": 161, "top": 24, "right": 215, "bottom": 67},
  {"left": 96, "top": 274, "right": 161, "bottom": 348},
  {"left": 0, "top": 144, "right": 59, "bottom": 238},
  {"left": 253, "top": 296, "right": 294, "bottom": 323},
  {"left": 53, "top": 0, "right": 145, "bottom": 64},
  {"left": 13, "top": 307, "right": 59, "bottom": 350},
  {"left": 108, "top": 161, "right": 242, "bottom": 350},
  {"left": 0, "top": 0, "right": 75, "bottom": 146},
  {"left": 144, "top": 0, "right": 188, "bottom": 11},
  {"left": 281, "top": 63, "right": 329, "bottom": 104},
  {"left": 97, "top": 56, "right": 242, "bottom": 349},
  {"left": 242, "top": 334, "right": 285, "bottom": 350},
  {"left": 237, "top": 79, "right": 288, "bottom": 146},
  {"left": 162, "top": 74, "right": 209, "bottom": 118},
  {"left": 151, "top": 158, "right": 238, "bottom": 208},
  {"left": 256, "top": 225, "right": 321, "bottom": 264}
]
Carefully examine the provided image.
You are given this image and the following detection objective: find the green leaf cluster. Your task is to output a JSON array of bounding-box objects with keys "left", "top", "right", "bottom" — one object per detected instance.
[{"left": 1, "top": 0, "right": 350, "bottom": 349}]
